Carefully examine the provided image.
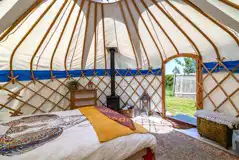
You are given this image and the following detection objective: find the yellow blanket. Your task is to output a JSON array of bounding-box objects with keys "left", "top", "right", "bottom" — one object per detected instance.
[{"left": 79, "top": 106, "right": 148, "bottom": 142}]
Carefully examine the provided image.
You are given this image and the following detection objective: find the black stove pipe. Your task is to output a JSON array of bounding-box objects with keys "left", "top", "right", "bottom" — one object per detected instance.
[
  {"left": 106, "top": 47, "right": 120, "bottom": 112},
  {"left": 109, "top": 47, "right": 116, "bottom": 96}
]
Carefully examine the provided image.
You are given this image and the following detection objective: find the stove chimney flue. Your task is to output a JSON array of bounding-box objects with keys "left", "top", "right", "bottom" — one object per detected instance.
[
  {"left": 107, "top": 47, "right": 117, "bottom": 96},
  {"left": 106, "top": 47, "right": 120, "bottom": 112}
]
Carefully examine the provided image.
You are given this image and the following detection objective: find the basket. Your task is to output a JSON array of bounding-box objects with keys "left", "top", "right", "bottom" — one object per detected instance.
[{"left": 197, "top": 118, "right": 232, "bottom": 148}]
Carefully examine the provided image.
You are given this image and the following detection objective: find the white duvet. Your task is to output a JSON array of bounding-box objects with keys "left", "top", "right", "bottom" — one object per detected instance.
[{"left": 0, "top": 110, "right": 157, "bottom": 160}]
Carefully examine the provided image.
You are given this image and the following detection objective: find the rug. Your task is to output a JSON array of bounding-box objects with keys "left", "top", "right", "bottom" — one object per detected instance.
[
  {"left": 134, "top": 116, "right": 238, "bottom": 160},
  {"left": 165, "top": 117, "right": 195, "bottom": 129}
]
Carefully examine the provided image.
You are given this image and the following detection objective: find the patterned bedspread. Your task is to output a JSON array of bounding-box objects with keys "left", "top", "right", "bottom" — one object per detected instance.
[
  {"left": 0, "top": 113, "right": 87, "bottom": 156},
  {"left": 0, "top": 110, "right": 156, "bottom": 160}
]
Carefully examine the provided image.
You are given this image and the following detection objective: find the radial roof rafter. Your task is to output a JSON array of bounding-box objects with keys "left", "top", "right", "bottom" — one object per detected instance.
[
  {"left": 140, "top": 0, "right": 179, "bottom": 56},
  {"left": 164, "top": 0, "right": 221, "bottom": 61},
  {"left": 184, "top": 0, "right": 239, "bottom": 48},
  {"left": 64, "top": 0, "right": 86, "bottom": 77},
  {"left": 219, "top": 0, "right": 239, "bottom": 10},
  {"left": 0, "top": 0, "right": 43, "bottom": 42},
  {"left": 0, "top": 0, "right": 238, "bottom": 76},
  {"left": 132, "top": 0, "right": 164, "bottom": 61},
  {"left": 9, "top": 0, "right": 58, "bottom": 81},
  {"left": 81, "top": 1, "right": 92, "bottom": 70},
  {"left": 118, "top": 1, "right": 140, "bottom": 68},
  {"left": 30, "top": 0, "right": 71, "bottom": 80},
  {"left": 50, "top": 0, "right": 77, "bottom": 79},
  {"left": 151, "top": 0, "right": 202, "bottom": 59},
  {"left": 124, "top": 0, "right": 151, "bottom": 68}
]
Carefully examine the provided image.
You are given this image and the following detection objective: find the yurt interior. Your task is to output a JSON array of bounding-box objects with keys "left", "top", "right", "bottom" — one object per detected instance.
[{"left": 0, "top": 0, "right": 239, "bottom": 159}]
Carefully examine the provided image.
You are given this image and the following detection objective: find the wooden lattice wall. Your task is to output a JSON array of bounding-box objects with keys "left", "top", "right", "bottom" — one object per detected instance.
[
  {"left": 201, "top": 61, "right": 239, "bottom": 117},
  {"left": 0, "top": 69, "right": 162, "bottom": 116},
  {"left": 1, "top": 59, "right": 238, "bottom": 118}
]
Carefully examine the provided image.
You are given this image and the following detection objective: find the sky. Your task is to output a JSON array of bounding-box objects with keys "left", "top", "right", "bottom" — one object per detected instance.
[{"left": 165, "top": 57, "right": 184, "bottom": 75}]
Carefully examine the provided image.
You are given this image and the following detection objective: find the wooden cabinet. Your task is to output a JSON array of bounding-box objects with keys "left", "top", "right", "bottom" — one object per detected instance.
[{"left": 70, "top": 89, "right": 97, "bottom": 110}]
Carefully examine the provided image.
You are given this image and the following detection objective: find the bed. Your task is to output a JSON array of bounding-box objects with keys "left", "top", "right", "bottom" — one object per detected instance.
[{"left": 0, "top": 107, "right": 157, "bottom": 160}]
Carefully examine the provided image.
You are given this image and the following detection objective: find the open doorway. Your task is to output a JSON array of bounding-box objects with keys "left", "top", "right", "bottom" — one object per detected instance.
[{"left": 163, "top": 54, "right": 202, "bottom": 126}]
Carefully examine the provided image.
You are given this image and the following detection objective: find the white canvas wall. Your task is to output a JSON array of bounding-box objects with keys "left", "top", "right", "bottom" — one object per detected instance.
[{"left": 203, "top": 72, "right": 239, "bottom": 116}]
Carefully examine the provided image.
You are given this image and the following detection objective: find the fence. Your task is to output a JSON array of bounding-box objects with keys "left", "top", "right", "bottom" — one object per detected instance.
[{"left": 173, "top": 74, "right": 196, "bottom": 100}]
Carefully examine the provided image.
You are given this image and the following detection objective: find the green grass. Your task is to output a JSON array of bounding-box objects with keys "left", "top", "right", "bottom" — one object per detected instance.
[
  {"left": 165, "top": 88, "right": 196, "bottom": 117},
  {"left": 166, "top": 96, "right": 196, "bottom": 117}
]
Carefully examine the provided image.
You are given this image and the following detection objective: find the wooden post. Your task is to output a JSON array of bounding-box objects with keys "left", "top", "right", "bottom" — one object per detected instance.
[
  {"left": 172, "top": 73, "right": 176, "bottom": 97},
  {"left": 162, "top": 63, "right": 166, "bottom": 118},
  {"left": 196, "top": 59, "right": 203, "bottom": 110}
]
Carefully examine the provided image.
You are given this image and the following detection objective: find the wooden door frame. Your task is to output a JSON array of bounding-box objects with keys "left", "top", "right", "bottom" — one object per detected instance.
[{"left": 161, "top": 53, "right": 203, "bottom": 118}]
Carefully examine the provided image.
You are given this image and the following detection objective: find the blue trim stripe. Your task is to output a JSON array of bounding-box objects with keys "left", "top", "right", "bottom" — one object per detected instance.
[
  {"left": 0, "top": 60, "right": 238, "bottom": 82},
  {"left": 203, "top": 60, "right": 239, "bottom": 73},
  {"left": 0, "top": 68, "right": 162, "bottom": 82}
]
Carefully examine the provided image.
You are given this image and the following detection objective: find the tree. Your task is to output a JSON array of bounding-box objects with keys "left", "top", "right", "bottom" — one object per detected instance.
[
  {"left": 172, "top": 66, "right": 180, "bottom": 75},
  {"left": 175, "top": 58, "right": 196, "bottom": 74}
]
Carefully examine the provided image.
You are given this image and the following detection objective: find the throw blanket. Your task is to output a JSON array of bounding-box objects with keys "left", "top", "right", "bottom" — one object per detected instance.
[
  {"left": 96, "top": 106, "right": 136, "bottom": 130},
  {"left": 195, "top": 110, "right": 239, "bottom": 129},
  {"left": 79, "top": 107, "right": 148, "bottom": 142}
]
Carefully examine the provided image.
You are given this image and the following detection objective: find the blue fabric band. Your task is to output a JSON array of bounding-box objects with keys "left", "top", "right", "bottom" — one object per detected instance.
[
  {"left": 0, "top": 60, "right": 238, "bottom": 82},
  {"left": 0, "top": 68, "right": 162, "bottom": 82}
]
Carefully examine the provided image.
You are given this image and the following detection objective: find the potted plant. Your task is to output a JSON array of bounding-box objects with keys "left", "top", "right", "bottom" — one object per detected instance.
[{"left": 67, "top": 80, "right": 80, "bottom": 92}]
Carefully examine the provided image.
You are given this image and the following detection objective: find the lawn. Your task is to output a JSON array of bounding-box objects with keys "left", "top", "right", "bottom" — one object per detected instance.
[
  {"left": 166, "top": 88, "right": 196, "bottom": 117},
  {"left": 166, "top": 96, "right": 196, "bottom": 117}
]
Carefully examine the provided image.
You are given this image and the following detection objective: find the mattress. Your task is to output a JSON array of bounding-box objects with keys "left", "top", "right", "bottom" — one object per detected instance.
[{"left": 0, "top": 109, "right": 157, "bottom": 160}]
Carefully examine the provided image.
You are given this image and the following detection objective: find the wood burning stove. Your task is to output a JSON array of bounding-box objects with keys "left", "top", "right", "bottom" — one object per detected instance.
[{"left": 106, "top": 47, "right": 120, "bottom": 112}]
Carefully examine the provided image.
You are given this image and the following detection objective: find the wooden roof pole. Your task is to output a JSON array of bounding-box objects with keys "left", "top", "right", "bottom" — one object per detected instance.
[
  {"left": 132, "top": 0, "right": 164, "bottom": 61},
  {"left": 9, "top": 0, "right": 57, "bottom": 82},
  {"left": 219, "top": 0, "right": 239, "bottom": 10},
  {"left": 161, "top": 62, "right": 166, "bottom": 117},
  {"left": 50, "top": 1, "right": 77, "bottom": 79},
  {"left": 140, "top": 0, "right": 179, "bottom": 56},
  {"left": 0, "top": 0, "right": 43, "bottom": 42},
  {"left": 0, "top": 5, "right": 39, "bottom": 43},
  {"left": 64, "top": 0, "right": 86, "bottom": 77},
  {"left": 165, "top": 0, "right": 221, "bottom": 61},
  {"left": 151, "top": 0, "right": 202, "bottom": 59},
  {"left": 94, "top": 4, "right": 98, "bottom": 70},
  {"left": 69, "top": 16, "right": 85, "bottom": 71},
  {"left": 184, "top": 0, "right": 239, "bottom": 47},
  {"left": 30, "top": 0, "right": 69, "bottom": 80},
  {"left": 101, "top": 4, "right": 108, "bottom": 71},
  {"left": 101, "top": 4, "right": 107, "bottom": 70},
  {"left": 124, "top": 0, "right": 151, "bottom": 68},
  {"left": 35, "top": 2, "right": 72, "bottom": 71},
  {"left": 81, "top": 2, "right": 92, "bottom": 70},
  {"left": 118, "top": 1, "right": 140, "bottom": 68}
]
